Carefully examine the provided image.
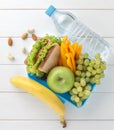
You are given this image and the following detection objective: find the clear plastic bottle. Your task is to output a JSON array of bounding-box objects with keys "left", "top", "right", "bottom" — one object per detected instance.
[{"left": 45, "top": 5, "right": 111, "bottom": 61}]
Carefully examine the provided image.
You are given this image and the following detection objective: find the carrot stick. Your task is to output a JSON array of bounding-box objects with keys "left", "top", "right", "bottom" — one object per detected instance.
[{"left": 59, "top": 36, "right": 82, "bottom": 74}]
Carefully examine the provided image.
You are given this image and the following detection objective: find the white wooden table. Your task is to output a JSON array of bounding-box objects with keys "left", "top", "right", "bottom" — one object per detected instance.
[{"left": 0, "top": 0, "right": 114, "bottom": 129}]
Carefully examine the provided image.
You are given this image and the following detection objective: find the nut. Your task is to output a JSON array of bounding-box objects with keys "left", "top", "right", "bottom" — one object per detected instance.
[
  {"left": 32, "top": 34, "right": 37, "bottom": 41},
  {"left": 8, "top": 54, "right": 15, "bottom": 61},
  {"left": 28, "top": 28, "right": 35, "bottom": 34},
  {"left": 8, "top": 37, "right": 13, "bottom": 46},
  {"left": 21, "top": 33, "right": 28, "bottom": 40},
  {"left": 22, "top": 47, "right": 27, "bottom": 54},
  {"left": 24, "top": 59, "right": 27, "bottom": 65}
]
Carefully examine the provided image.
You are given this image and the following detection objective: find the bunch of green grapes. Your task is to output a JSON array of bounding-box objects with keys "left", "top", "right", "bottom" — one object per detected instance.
[{"left": 69, "top": 53, "right": 106, "bottom": 107}]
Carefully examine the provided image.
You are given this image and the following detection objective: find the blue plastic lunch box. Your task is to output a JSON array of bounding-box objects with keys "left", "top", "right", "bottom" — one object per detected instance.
[
  {"left": 28, "top": 73, "right": 96, "bottom": 107},
  {"left": 27, "top": 33, "right": 111, "bottom": 107},
  {"left": 27, "top": 34, "right": 111, "bottom": 107}
]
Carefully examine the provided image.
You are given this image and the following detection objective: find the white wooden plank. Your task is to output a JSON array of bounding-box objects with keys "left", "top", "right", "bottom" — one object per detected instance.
[
  {"left": 0, "top": 10, "right": 114, "bottom": 37},
  {"left": 0, "top": 64, "right": 114, "bottom": 92},
  {"left": 0, "top": 38, "right": 113, "bottom": 65},
  {"left": 66, "top": 92, "right": 114, "bottom": 119},
  {"left": 0, "top": 65, "right": 27, "bottom": 92},
  {"left": 0, "top": 0, "right": 114, "bottom": 9},
  {"left": 0, "top": 93, "right": 114, "bottom": 119},
  {"left": 0, "top": 121, "right": 114, "bottom": 130}
]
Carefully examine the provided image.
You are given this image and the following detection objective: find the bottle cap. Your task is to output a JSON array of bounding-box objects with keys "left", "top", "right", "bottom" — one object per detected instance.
[{"left": 45, "top": 5, "right": 56, "bottom": 16}]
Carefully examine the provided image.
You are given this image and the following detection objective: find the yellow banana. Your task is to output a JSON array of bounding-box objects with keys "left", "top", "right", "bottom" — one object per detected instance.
[{"left": 10, "top": 76, "right": 66, "bottom": 127}]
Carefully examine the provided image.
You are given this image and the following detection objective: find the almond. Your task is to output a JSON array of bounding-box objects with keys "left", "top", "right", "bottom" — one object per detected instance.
[
  {"left": 24, "top": 59, "right": 27, "bottom": 65},
  {"left": 21, "top": 33, "right": 28, "bottom": 40},
  {"left": 32, "top": 34, "right": 37, "bottom": 41},
  {"left": 8, "top": 37, "right": 13, "bottom": 46}
]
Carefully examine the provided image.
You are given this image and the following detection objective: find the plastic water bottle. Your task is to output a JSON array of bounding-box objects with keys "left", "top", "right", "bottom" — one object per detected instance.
[{"left": 45, "top": 5, "right": 111, "bottom": 61}]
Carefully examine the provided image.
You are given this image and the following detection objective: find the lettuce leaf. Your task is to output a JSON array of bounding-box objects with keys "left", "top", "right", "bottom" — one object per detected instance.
[{"left": 26, "top": 35, "right": 61, "bottom": 77}]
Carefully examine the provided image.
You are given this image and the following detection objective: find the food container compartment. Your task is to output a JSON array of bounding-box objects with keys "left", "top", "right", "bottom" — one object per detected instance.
[{"left": 27, "top": 36, "right": 111, "bottom": 107}]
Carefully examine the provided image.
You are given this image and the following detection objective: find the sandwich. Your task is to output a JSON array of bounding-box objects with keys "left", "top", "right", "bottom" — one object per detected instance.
[{"left": 24, "top": 35, "right": 61, "bottom": 78}]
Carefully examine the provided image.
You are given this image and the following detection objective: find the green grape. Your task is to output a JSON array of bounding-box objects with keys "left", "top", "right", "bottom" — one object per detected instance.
[
  {"left": 71, "top": 95, "right": 76, "bottom": 101},
  {"left": 100, "top": 73, "right": 104, "bottom": 78},
  {"left": 84, "top": 90, "right": 91, "bottom": 96},
  {"left": 91, "top": 59, "right": 96, "bottom": 64},
  {"left": 77, "top": 64, "right": 83, "bottom": 70},
  {"left": 94, "top": 64, "right": 100, "bottom": 69},
  {"left": 75, "top": 70, "right": 81, "bottom": 76},
  {"left": 95, "top": 53, "right": 101, "bottom": 59},
  {"left": 92, "top": 77, "right": 97, "bottom": 83},
  {"left": 75, "top": 77, "right": 81, "bottom": 82},
  {"left": 90, "top": 78, "right": 96, "bottom": 84},
  {"left": 77, "top": 59, "right": 83, "bottom": 65},
  {"left": 83, "top": 66, "right": 87, "bottom": 71},
  {"left": 87, "top": 66, "right": 93, "bottom": 72},
  {"left": 94, "top": 77, "right": 98, "bottom": 82},
  {"left": 78, "top": 92, "right": 84, "bottom": 97},
  {"left": 79, "top": 54, "right": 85, "bottom": 59},
  {"left": 72, "top": 88, "right": 78, "bottom": 94},
  {"left": 95, "top": 59, "right": 101, "bottom": 65},
  {"left": 83, "top": 53, "right": 89, "bottom": 58},
  {"left": 95, "top": 79, "right": 101, "bottom": 85},
  {"left": 96, "top": 68, "right": 102, "bottom": 74},
  {"left": 85, "top": 85, "right": 92, "bottom": 91},
  {"left": 100, "top": 66, "right": 105, "bottom": 71},
  {"left": 80, "top": 78, "right": 86, "bottom": 86},
  {"left": 81, "top": 72, "right": 86, "bottom": 78},
  {"left": 84, "top": 59, "right": 90, "bottom": 66},
  {"left": 89, "top": 62, "right": 93, "bottom": 66},
  {"left": 101, "top": 64, "right": 106, "bottom": 70},
  {"left": 85, "top": 77, "right": 90, "bottom": 82},
  {"left": 81, "top": 95, "right": 88, "bottom": 100},
  {"left": 74, "top": 96, "right": 80, "bottom": 103},
  {"left": 74, "top": 82, "right": 81, "bottom": 87},
  {"left": 95, "top": 74, "right": 100, "bottom": 79},
  {"left": 77, "top": 86, "right": 83, "bottom": 92},
  {"left": 86, "top": 71, "right": 91, "bottom": 77},
  {"left": 77, "top": 101, "right": 82, "bottom": 107},
  {"left": 91, "top": 70, "right": 97, "bottom": 75}
]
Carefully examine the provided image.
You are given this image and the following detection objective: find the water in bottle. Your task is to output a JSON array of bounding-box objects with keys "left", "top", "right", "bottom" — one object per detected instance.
[{"left": 45, "top": 5, "right": 111, "bottom": 61}]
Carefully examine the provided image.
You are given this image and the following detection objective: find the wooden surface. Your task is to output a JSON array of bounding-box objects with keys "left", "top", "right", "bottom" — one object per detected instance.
[{"left": 0, "top": 0, "right": 114, "bottom": 129}]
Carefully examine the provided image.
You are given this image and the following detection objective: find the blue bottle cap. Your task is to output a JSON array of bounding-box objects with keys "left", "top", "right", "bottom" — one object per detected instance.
[{"left": 45, "top": 5, "right": 56, "bottom": 16}]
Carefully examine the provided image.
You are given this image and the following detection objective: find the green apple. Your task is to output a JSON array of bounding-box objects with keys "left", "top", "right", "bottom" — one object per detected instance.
[{"left": 47, "top": 66, "right": 74, "bottom": 93}]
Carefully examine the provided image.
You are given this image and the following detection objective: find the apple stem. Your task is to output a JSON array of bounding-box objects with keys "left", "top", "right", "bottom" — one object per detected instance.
[
  {"left": 58, "top": 77, "right": 63, "bottom": 82},
  {"left": 60, "top": 116, "right": 67, "bottom": 128}
]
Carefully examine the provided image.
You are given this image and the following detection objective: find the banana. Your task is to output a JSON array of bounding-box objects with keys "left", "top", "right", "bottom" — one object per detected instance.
[{"left": 10, "top": 76, "right": 66, "bottom": 127}]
